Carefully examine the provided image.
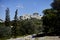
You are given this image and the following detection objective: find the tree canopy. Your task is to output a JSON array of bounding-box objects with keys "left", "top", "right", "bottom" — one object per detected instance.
[{"left": 43, "top": 0, "right": 60, "bottom": 35}]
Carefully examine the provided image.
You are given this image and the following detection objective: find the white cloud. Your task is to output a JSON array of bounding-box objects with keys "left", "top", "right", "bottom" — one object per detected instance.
[{"left": 16, "top": 4, "right": 24, "bottom": 9}]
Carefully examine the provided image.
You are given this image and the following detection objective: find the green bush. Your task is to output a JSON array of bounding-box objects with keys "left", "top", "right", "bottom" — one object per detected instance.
[{"left": 0, "top": 26, "right": 11, "bottom": 38}]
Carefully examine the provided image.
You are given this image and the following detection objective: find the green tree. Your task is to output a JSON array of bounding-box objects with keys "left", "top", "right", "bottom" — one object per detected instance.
[
  {"left": 43, "top": 0, "right": 60, "bottom": 35},
  {"left": 51, "top": 0, "right": 60, "bottom": 10},
  {"left": 12, "top": 9, "right": 18, "bottom": 37},
  {"left": 5, "top": 8, "right": 10, "bottom": 26},
  {"left": 19, "top": 20, "right": 35, "bottom": 35},
  {"left": 19, "top": 19, "right": 42, "bottom": 36},
  {"left": 43, "top": 9, "right": 57, "bottom": 33}
]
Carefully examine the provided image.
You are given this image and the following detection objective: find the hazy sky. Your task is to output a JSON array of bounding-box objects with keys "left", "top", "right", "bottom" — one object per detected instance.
[{"left": 0, "top": 0, "right": 53, "bottom": 20}]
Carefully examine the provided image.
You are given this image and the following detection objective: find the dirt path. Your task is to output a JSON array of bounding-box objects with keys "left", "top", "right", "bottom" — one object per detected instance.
[
  {"left": 35, "top": 36, "right": 60, "bottom": 40},
  {"left": 7, "top": 36, "right": 60, "bottom": 40}
]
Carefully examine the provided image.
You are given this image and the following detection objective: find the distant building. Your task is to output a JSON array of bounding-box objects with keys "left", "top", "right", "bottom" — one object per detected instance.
[
  {"left": 20, "top": 16, "right": 23, "bottom": 20},
  {"left": 20, "top": 14, "right": 31, "bottom": 20},
  {"left": 19, "top": 13, "right": 42, "bottom": 20},
  {"left": 33, "top": 13, "right": 39, "bottom": 16},
  {"left": 31, "top": 13, "right": 42, "bottom": 19}
]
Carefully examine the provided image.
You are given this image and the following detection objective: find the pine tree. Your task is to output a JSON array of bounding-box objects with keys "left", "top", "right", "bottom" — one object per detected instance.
[
  {"left": 14, "top": 9, "right": 18, "bottom": 21},
  {"left": 5, "top": 8, "right": 10, "bottom": 26},
  {"left": 12, "top": 9, "right": 18, "bottom": 37}
]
